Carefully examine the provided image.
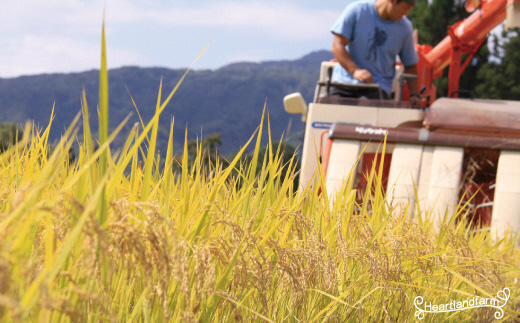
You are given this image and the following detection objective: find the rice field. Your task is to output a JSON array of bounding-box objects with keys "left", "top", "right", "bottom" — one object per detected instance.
[{"left": 0, "top": 23, "right": 519, "bottom": 323}]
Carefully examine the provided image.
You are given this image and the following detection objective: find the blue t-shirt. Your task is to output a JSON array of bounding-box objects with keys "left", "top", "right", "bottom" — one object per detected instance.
[{"left": 331, "top": 0, "right": 418, "bottom": 94}]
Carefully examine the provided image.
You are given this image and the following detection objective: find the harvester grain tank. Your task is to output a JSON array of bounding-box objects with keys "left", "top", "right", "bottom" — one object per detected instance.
[{"left": 284, "top": 0, "right": 520, "bottom": 243}]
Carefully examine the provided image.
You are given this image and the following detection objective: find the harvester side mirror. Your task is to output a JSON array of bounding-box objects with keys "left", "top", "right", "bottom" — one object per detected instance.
[
  {"left": 506, "top": 0, "right": 520, "bottom": 29},
  {"left": 283, "top": 93, "right": 307, "bottom": 122}
]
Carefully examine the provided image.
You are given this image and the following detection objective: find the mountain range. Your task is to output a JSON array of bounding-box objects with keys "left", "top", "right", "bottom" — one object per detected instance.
[{"left": 0, "top": 50, "right": 334, "bottom": 156}]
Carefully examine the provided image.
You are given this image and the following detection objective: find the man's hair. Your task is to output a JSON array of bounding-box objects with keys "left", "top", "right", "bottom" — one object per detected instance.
[{"left": 397, "top": 0, "right": 416, "bottom": 5}]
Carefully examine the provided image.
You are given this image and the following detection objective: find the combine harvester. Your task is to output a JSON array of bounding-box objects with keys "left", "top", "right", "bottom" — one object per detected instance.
[{"left": 284, "top": 0, "right": 520, "bottom": 242}]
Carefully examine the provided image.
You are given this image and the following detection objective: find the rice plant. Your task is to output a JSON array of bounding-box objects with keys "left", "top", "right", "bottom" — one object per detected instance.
[{"left": 0, "top": 20, "right": 519, "bottom": 323}]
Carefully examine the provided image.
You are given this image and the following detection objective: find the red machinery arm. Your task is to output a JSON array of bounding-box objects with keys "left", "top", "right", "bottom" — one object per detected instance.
[{"left": 416, "top": 0, "right": 520, "bottom": 101}]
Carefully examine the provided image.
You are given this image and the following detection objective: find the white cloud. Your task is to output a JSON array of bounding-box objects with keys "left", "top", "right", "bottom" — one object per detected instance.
[
  {"left": 0, "top": 1, "right": 101, "bottom": 35},
  {"left": 0, "top": 0, "right": 338, "bottom": 77},
  {"left": 0, "top": 0, "right": 336, "bottom": 40},
  {"left": 0, "top": 34, "right": 142, "bottom": 77},
  {"left": 108, "top": 1, "right": 337, "bottom": 41}
]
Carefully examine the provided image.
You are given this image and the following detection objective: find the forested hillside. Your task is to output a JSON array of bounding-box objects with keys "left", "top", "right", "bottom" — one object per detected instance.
[
  {"left": 2, "top": 0, "right": 520, "bottom": 159},
  {"left": 0, "top": 50, "right": 333, "bottom": 155}
]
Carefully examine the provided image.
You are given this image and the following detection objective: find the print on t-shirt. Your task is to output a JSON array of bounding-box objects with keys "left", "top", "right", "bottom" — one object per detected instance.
[{"left": 365, "top": 27, "right": 388, "bottom": 61}]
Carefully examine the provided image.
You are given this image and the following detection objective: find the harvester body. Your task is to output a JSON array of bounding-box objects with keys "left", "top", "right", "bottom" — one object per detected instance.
[{"left": 284, "top": 0, "right": 520, "bottom": 242}]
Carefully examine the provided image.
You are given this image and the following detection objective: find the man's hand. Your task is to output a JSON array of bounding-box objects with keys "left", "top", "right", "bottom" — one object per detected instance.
[
  {"left": 404, "top": 64, "right": 420, "bottom": 108},
  {"left": 332, "top": 34, "right": 375, "bottom": 83},
  {"left": 332, "top": 34, "right": 374, "bottom": 84},
  {"left": 352, "top": 69, "right": 374, "bottom": 84},
  {"left": 409, "top": 95, "right": 421, "bottom": 109}
]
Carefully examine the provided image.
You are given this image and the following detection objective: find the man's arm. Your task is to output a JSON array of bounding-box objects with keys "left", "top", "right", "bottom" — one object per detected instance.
[
  {"left": 404, "top": 64, "right": 418, "bottom": 93},
  {"left": 404, "top": 64, "right": 421, "bottom": 107},
  {"left": 332, "top": 33, "right": 374, "bottom": 84}
]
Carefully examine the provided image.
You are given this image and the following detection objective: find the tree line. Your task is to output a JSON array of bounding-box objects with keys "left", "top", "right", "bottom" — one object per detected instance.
[{"left": 409, "top": 0, "right": 520, "bottom": 99}]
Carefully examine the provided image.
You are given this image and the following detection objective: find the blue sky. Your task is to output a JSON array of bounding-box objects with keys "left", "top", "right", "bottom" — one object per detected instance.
[{"left": 0, "top": 0, "right": 356, "bottom": 78}]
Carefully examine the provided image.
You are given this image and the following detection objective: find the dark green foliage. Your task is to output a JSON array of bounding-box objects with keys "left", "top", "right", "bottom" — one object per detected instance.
[
  {"left": 409, "top": 0, "right": 468, "bottom": 46},
  {"left": 0, "top": 123, "right": 23, "bottom": 153},
  {"left": 45, "top": 143, "right": 77, "bottom": 165},
  {"left": 187, "top": 133, "right": 222, "bottom": 159},
  {"left": 409, "top": 0, "right": 489, "bottom": 97},
  {"left": 259, "top": 141, "right": 299, "bottom": 187},
  {"left": 475, "top": 29, "right": 520, "bottom": 100},
  {"left": 172, "top": 131, "right": 298, "bottom": 188},
  {"left": 186, "top": 132, "right": 224, "bottom": 168}
]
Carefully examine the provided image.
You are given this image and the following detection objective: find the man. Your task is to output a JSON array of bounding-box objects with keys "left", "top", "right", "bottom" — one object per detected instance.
[{"left": 330, "top": 0, "right": 421, "bottom": 106}]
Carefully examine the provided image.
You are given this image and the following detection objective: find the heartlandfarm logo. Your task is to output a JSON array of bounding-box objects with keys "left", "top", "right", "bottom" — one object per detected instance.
[{"left": 414, "top": 288, "right": 510, "bottom": 320}]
